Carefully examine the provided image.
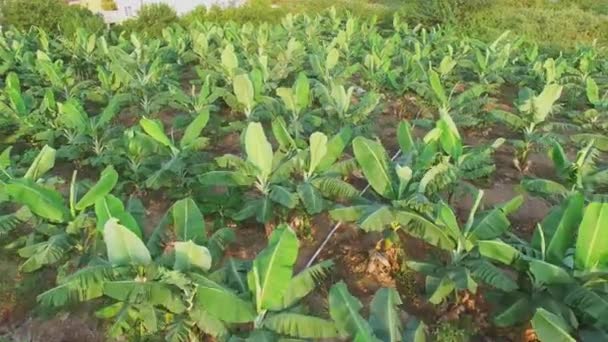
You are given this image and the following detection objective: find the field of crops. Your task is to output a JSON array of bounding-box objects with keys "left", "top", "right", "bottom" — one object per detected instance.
[{"left": 1, "top": 8, "right": 608, "bottom": 342}]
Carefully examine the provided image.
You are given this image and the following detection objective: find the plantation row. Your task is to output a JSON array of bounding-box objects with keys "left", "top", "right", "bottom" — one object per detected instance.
[{"left": 0, "top": 9, "right": 608, "bottom": 342}]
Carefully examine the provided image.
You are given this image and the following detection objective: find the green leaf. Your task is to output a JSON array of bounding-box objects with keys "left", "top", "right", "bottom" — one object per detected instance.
[
  {"left": 95, "top": 194, "right": 141, "bottom": 238},
  {"left": 329, "top": 281, "right": 375, "bottom": 338},
  {"left": 171, "top": 197, "right": 206, "bottom": 242},
  {"left": 564, "top": 284, "right": 608, "bottom": 322},
  {"left": 529, "top": 260, "right": 572, "bottom": 284},
  {"left": 353, "top": 137, "right": 396, "bottom": 200},
  {"left": 271, "top": 116, "right": 296, "bottom": 151},
  {"left": 295, "top": 72, "right": 310, "bottom": 110},
  {"left": 193, "top": 274, "right": 256, "bottom": 323},
  {"left": 521, "top": 178, "right": 568, "bottom": 198},
  {"left": 586, "top": 78, "right": 600, "bottom": 105},
  {"left": 233, "top": 74, "right": 255, "bottom": 115},
  {"left": 308, "top": 132, "right": 328, "bottom": 175},
  {"left": 221, "top": 44, "right": 238, "bottom": 71},
  {"left": 140, "top": 117, "right": 176, "bottom": 151},
  {"left": 369, "top": 288, "right": 402, "bottom": 342},
  {"left": 397, "top": 121, "right": 415, "bottom": 155},
  {"left": 470, "top": 260, "right": 518, "bottom": 292},
  {"left": 317, "top": 127, "right": 352, "bottom": 172},
  {"left": 279, "top": 260, "right": 333, "bottom": 310},
  {"left": 298, "top": 182, "right": 324, "bottom": 215},
  {"left": 428, "top": 276, "right": 455, "bottom": 304},
  {"left": 103, "top": 218, "right": 151, "bottom": 266},
  {"left": 246, "top": 122, "right": 273, "bottom": 183},
  {"left": 403, "top": 318, "right": 427, "bottom": 342},
  {"left": 0, "top": 146, "right": 12, "bottom": 170},
  {"left": 247, "top": 225, "right": 299, "bottom": 312},
  {"left": 58, "top": 100, "right": 88, "bottom": 132},
  {"left": 360, "top": 206, "right": 394, "bottom": 232},
  {"left": 478, "top": 239, "right": 519, "bottom": 265},
  {"left": 469, "top": 208, "right": 510, "bottom": 241},
  {"left": 6, "top": 179, "right": 68, "bottom": 222},
  {"left": 180, "top": 110, "right": 209, "bottom": 149},
  {"left": 575, "top": 201, "right": 608, "bottom": 270},
  {"left": 269, "top": 185, "right": 299, "bottom": 209},
  {"left": 531, "top": 308, "right": 576, "bottom": 342},
  {"left": 532, "top": 84, "right": 562, "bottom": 124},
  {"left": 75, "top": 165, "right": 118, "bottom": 211},
  {"left": 326, "top": 48, "right": 339, "bottom": 71},
  {"left": 395, "top": 211, "right": 455, "bottom": 250},
  {"left": 24, "top": 145, "right": 56, "bottom": 180},
  {"left": 429, "top": 69, "right": 448, "bottom": 108},
  {"left": 174, "top": 241, "right": 212, "bottom": 272},
  {"left": 263, "top": 313, "right": 339, "bottom": 339},
  {"left": 546, "top": 193, "right": 584, "bottom": 264},
  {"left": 494, "top": 297, "right": 531, "bottom": 326},
  {"left": 198, "top": 171, "right": 254, "bottom": 186}
]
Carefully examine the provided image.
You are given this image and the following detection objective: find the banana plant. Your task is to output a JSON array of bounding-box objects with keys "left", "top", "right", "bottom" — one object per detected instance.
[
  {"left": 483, "top": 195, "right": 608, "bottom": 340},
  {"left": 275, "top": 71, "right": 311, "bottom": 142},
  {"left": 460, "top": 32, "right": 512, "bottom": 85},
  {"left": 308, "top": 45, "right": 358, "bottom": 84},
  {"left": 55, "top": 95, "right": 129, "bottom": 165},
  {"left": 4, "top": 149, "right": 120, "bottom": 272},
  {"left": 199, "top": 122, "right": 356, "bottom": 225},
  {"left": 0, "top": 72, "right": 41, "bottom": 141},
  {"left": 427, "top": 69, "right": 496, "bottom": 129},
  {"left": 35, "top": 51, "right": 94, "bottom": 101},
  {"left": 137, "top": 111, "right": 210, "bottom": 190},
  {"left": 314, "top": 81, "right": 380, "bottom": 134},
  {"left": 38, "top": 198, "right": 237, "bottom": 341},
  {"left": 490, "top": 83, "right": 563, "bottom": 172},
  {"left": 521, "top": 140, "right": 608, "bottom": 203},
  {"left": 225, "top": 225, "right": 339, "bottom": 341},
  {"left": 406, "top": 190, "right": 523, "bottom": 305},
  {"left": 169, "top": 74, "right": 225, "bottom": 117},
  {"left": 329, "top": 120, "right": 456, "bottom": 237},
  {"left": 569, "top": 77, "right": 608, "bottom": 143},
  {"left": 328, "top": 281, "right": 423, "bottom": 342}
]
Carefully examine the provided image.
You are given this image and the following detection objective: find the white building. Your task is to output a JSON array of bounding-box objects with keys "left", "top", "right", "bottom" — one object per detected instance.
[{"left": 98, "top": 0, "right": 244, "bottom": 23}]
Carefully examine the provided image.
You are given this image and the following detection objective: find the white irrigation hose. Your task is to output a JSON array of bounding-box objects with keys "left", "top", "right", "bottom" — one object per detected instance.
[{"left": 305, "top": 149, "right": 403, "bottom": 268}]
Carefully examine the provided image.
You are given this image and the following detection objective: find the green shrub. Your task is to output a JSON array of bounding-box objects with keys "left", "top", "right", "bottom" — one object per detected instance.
[
  {"left": 182, "top": 0, "right": 286, "bottom": 26},
  {"left": 465, "top": 4, "right": 608, "bottom": 50},
  {"left": 60, "top": 6, "right": 106, "bottom": 36},
  {"left": 0, "top": 0, "right": 104, "bottom": 35},
  {"left": 121, "top": 3, "right": 179, "bottom": 37}
]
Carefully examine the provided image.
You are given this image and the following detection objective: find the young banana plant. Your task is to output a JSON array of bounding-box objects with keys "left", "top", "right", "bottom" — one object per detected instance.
[
  {"left": 137, "top": 110, "right": 210, "bottom": 190},
  {"left": 35, "top": 51, "right": 94, "bottom": 101},
  {"left": 55, "top": 95, "right": 129, "bottom": 164},
  {"left": 0, "top": 72, "right": 40, "bottom": 141},
  {"left": 407, "top": 190, "right": 523, "bottom": 306},
  {"left": 199, "top": 122, "right": 355, "bottom": 225},
  {"left": 482, "top": 195, "right": 608, "bottom": 341},
  {"left": 169, "top": 74, "right": 224, "bottom": 117},
  {"left": 224, "top": 225, "right": 339, "bottom": 341},
  {"left": 3, "top": 146, "right": 120, "bottom": 272},
  {"left": 329, "top": 120, "right": 457, "bottom": 237},
  {"left": 38, "top": 197, "right": 236, "bottom": 341},
  {"left": 314, "top": 81, "right": 381, "bottom": 134},
  {"left": 490, "top": 83, "right": 563, "bottom": 172},
  {"left": 569, "top": 77, "right": 608, "bottom": 143},
  {"left": 275, "top": 71, "right": 311, "bottom": 142},
  {"left": 328, "top": 281, "right": 419, "bottom": 342},
  {"left": 521, "top": 140, "right": 608, "bottom": 203}
]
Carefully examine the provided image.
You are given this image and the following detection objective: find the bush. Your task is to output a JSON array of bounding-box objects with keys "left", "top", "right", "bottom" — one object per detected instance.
[
  {"left": 182, "top": 0, "right": 286, "bottom": 26},
  {"left": 121, "top": 3, "right": 179, "bottom": 37},
  {"left": 60, "top": 6, "right": 106, "bottom": 36},
  {"left": 464, "top": 4, "right": 608, "bottom": 50},
  {"left": 0, "top": 0, "right": 105, "bottom": 35}
]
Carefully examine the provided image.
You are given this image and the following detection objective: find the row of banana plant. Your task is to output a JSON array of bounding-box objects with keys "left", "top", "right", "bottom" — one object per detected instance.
[{"left": 1, "top": 7, "right": 608, "bottom": 342}]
